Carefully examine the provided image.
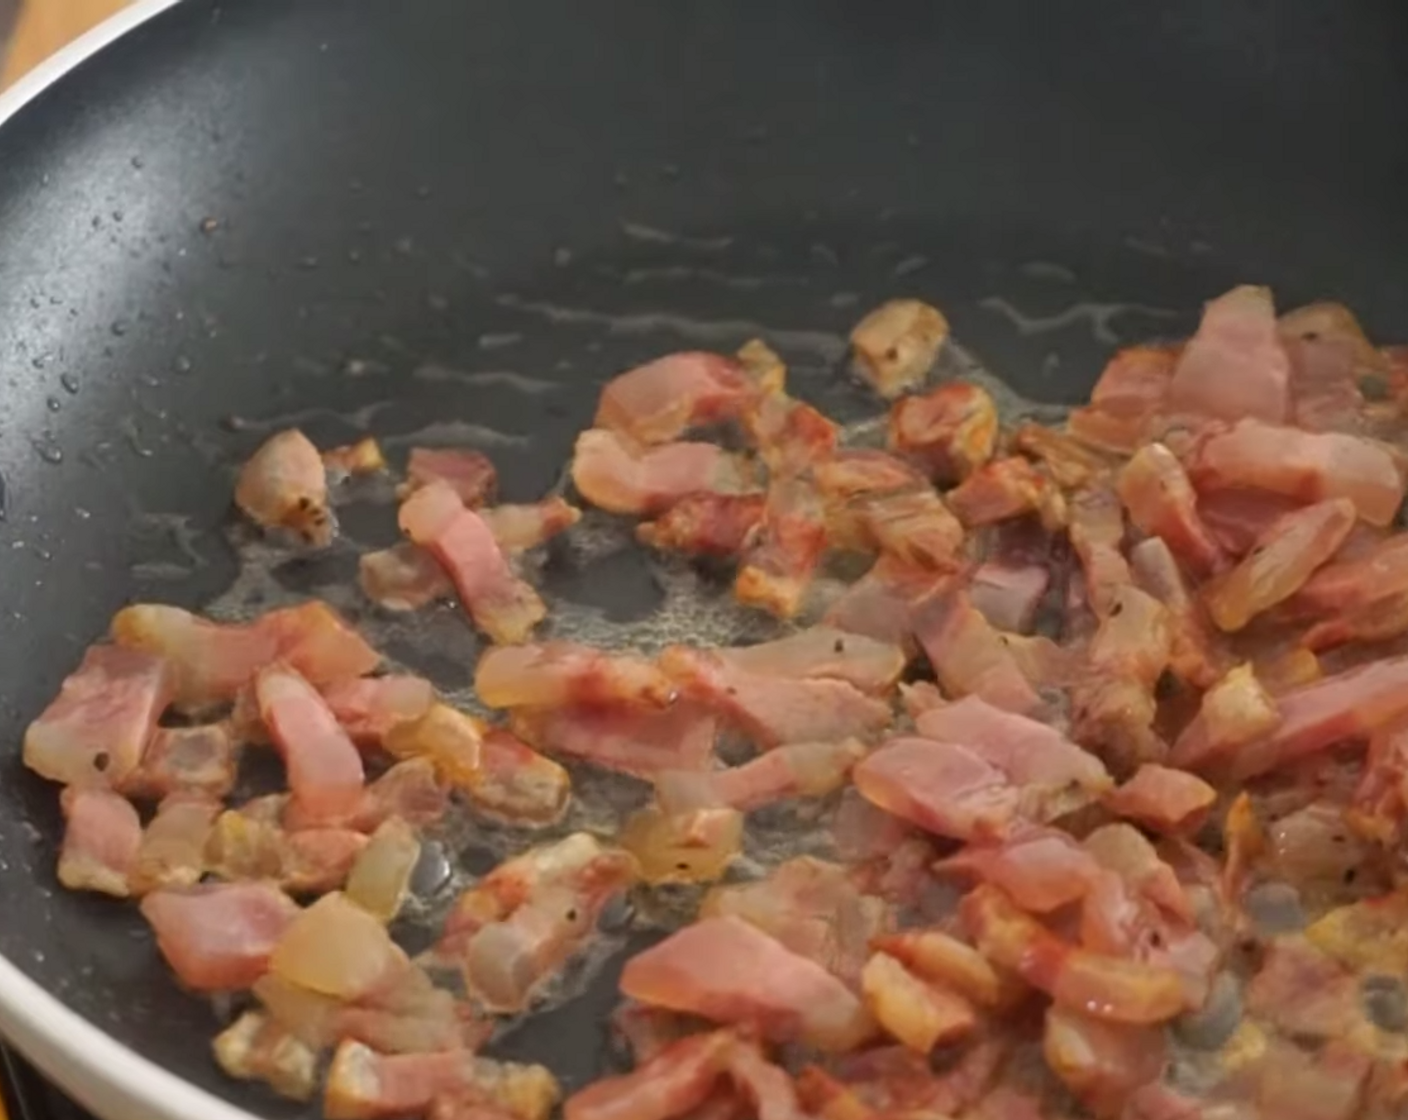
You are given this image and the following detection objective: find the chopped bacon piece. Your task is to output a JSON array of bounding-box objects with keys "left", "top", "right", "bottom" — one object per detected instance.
[
  {"left": 620, "top": 805, "right": 743, "bottom": 885},
  {"left": 120, "top": 722, "right": 238, "bottom": 800},
  {"left": 131, "top": 794, "right": 219, "bottom": 894},
  {"left": 1302, "top": 587, "right": 1408, "bottom": 650},
  {"left": 1280, "top": 301, "right": 1383, "bottom": 432},
  {"left": 322, "top": 675, "right": 435, "bottom": 748},
  {"left": 140, "top": 881, "right": 299, "bottom": 991},
  {"left": 947, "top": 457, "right": 1065, "bottom": 530},
  {"left": 620, "top": 916, "right": 873, "bottom": 1051},
  {"left": 849, "top": 299, "right": 949, "bottom": 399},
  {"left": 438, "top": 833, "right": 635, "bottom": 1012},
  {"left": 572, "top": 430, "right": 757, "bottom": 517},
  {"left": 960, "top": 885, "right": 1187, "bottom": 1024},
  {"left": 596, "top": 352, "right": 753, "bottom": 445},
  {"left": 1067, "top": 345, "right": 1179, "bottom": 454},
  {"left": 1071, "top": 584, "right": 1173, "bottom": 771},
  {"left": 637, "top": 494, "right": 767, "bottom": 557},
  {"left": 1166, "top": 285, "right": 1291, "bottom": 424},
  {"left": 1350, "top": 720, "right": 1408, "bottom": 845},
  {"left": 1173, "top": 654, "right": 1408, "bottom": 778},
  {"left": 324, "top": 1042, "right": 558, "bottom": 1120},
  {"left": 969, "top": 557, "right": 1050, "bottom": 635},
  {"left": 1286, "top": 528, "right": 1408, "bottom": 614},
  {"left": 741, "top": 391, "right": 840, "bottom": 477},
  {"left": 736, "top": 338, "right": 787, "bottom": 395},
  {"left": 257, "top": 663, "right": 366, "bottom": 826},
  {"left": 861, "top": 951, "right": 975, "bottom": 1052},
  {"left": 511, "top": 701, "right": 715, "bottom": 778},
  {"left": 851, "top": 487, "right": 965, "bottom": 571},
  {"left": 1184, "top": 419, "right": 1405, "bottom": 527},
  {"left": 271, "top": 891, "right": 409, "bottom": 1002},
  {"left": 912, "top": 587, "right": 1043, "bottom": 714},
  {"left": 24, "top": 645, "right": 171, "bottom": 787},
  {"left": 659, "top": 646, "right": 890, "bottom": 748},
  {"left": 1118, "top": 443, "right": 1225, "bottom": 576},
  {"left": 465, "top": 727, "right": 571, "bottom": 826},
  {"left": 235, "top": 428, "right": 335, "bottom": 546},
  {"left": 853, "top": 737, "right": 1022, "bottom": 841},
  {"left": 111, "top": 600, "right": 380, "bottom": 710},
  {"left": 1103, "top": 765, "right": 1216, "bottom": 835},
  {"left": 938, "top": 830, "right": 1101, "bottom": 913},
  {"left": 400, "top": 480, "right": 547, "bottom": 643},
  {"left": 1269, "top": 801, "right": 1370, "bottom": 896},
  {"left": 385, "top": 702, "right": 484, "bottom": 785},
  {"left": 1195, "top": 663, "right": 1281, "bottom": 757},
  {"left": 872, "top": 929, "right": 1011, "bottom": 1008},
  {"left": 814, "top": 449, "right": 927, "bottom": 504},
  {"left": 916, "top": 697, "right": 1112, "bottom": 797},
  {"left": 720, "top": 627, "right": 904, "bottom": 695},
  {"left": 341, "top": 817, "right": 419, "bottom": 923},
  {"left": 1067, "top": 485, "right": 1131, "bottom": 617},
  {"left": 1128, "top": 536, "right": 1221, "bottom": 688},
  {"left": 1203, "top": 498, "right": 1356, "bottom": 632},
  {"left": 476, "top": 642, "right": 675, "bottom": 710},
  {"left": 206, "top": 807, "right": 367, "bottom": 894},
  {"left": 402, "top": 447, "right": 498, "bottom": 507},
  {"left": 1042, "top": 1006, "right": 1166, "bottom": 1117},
  {"left": 734, "top": 476, "right": 827, "bottom": 619},
  {"left": 720, "top": 1039, "right": 802, "bottom": 1120},
  {"left": 887, "top": 381, "right": 998, "bottom": 482},
  {"left": 323, "top": 437, "right": 386, "bottom": 478},
  {"left": 1244, "top": 936, "right": 1362, "bottom": 1040},
  {"left": 1195, "top": 487, "right": 1304, "bottom": 559},
  {"left": 481, "top": 497, "right": 582, "bottom": 553},
  {"left": 1012, "top": 422, "right": 1114, "bottom": 490},
  {"left": 823, "top": 554, "right": 947, "bottom": 651},
  {"left": 214, "top": 1010, "right": 320, "bottom": 1103},
  {"left": 359, "top": 543, "right": 453, "bottom": 611},
  {"left": 655, "top": 739, "right": 865, "bottom": 814},
  {"left": 700, "top": 857, "right": 887, "bottom": 983},
  {"left": 564, "top": 1031, "right": 732, "bottom": 1120},
  {"left": 57, "top": 786, "right": 141, "bottom": 896},
  {"left": 1255, "top": 1038, "right": 1370, "bottom": 1120}
]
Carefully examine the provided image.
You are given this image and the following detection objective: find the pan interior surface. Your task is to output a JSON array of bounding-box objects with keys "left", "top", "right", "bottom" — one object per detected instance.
[{"left": 0, "top": 1, "right": 1406, "bottom": 1115}]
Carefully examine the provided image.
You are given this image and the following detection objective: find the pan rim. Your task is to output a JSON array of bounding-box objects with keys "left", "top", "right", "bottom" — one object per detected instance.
[{"left": 0, "top": 2, "right": 265, "bottom": 1115}]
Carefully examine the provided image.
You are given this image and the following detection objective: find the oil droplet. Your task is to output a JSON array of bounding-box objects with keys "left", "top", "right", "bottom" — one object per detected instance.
[
  {"left": 110, "top": 320, "right": 129, "bottom": 337},
  {"left": 131, "top": 156, "right": 145, "bottom": 169},
  {"left": 174, "top": 355, "right": 193, "bottom": 375},
  {"left": 45, "top": 397, "right": 61, "bottom": 412},
  {"left": 30, "top": 438, "right": 62, "bottom": 464},
  {"left": 59, "top": 373, "right": 80, "bottom": 395},
  {"left": 30, "top": 355, "right": 47, "bottom": 370},
  {"left": 297, "top": 256, "right": 320, "bottom": 270}
]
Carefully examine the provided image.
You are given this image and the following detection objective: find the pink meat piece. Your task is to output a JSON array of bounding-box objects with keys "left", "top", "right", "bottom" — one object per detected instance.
[
  {"left": 1172, "top": 654, "right": 1408, "bottom": 778},
  {"left": 111, "top": 600, "right": 380, "bottom": 710},
  {"left": 399, "top": 480, "right": 547, "bottom": 644},
  {"left": 915, "top": 696, "right": 1112, "bottom": 794},
  {"left": 57, "top": 786, "right": 142, "bottom": 897},
  {"left": 1184, "top": 418, "right": 1404, "bottom": 527},
  {"left": 852, "top": 737, "right": 1023, "bottom": 841},
  {"left": 23, "top": 645, "right": 172, "bottom": 787},
  {"left": 403, "top": 448, "right": 498, "bottom": 507},
  {"left": 257, "top": 664, "right": 367, "bottom": 825},
  {"left": 967, "top": 559, "right": 1049, "bottom": 634},
  {"left": 659, "top": 646, "right": 891, "bottom": 749},
  {"left": 1166, "top": 285, "right": 1291, "bottom": 424},
  {"left": 912, "top": 587, "right": 1043, "bottom": 714},
  {"left": 1117, "top": 443, "right": 1226, "bottom": 577},
  {"left": 619, "top": 916, "right": 872, "bottom": 1052},
  {"left": 359, "top": 543, "right": 454, "bottom": 612},
  {"left": 321, "top": 675, "right": 436, "bottom": 748},
  {"left": 1102, "top": 764, "right": 1216, "bottom": 835},
  {"left": 120, "top": 723, "right": 239, "bottom": 801},
  {"left": 571, "top": 429, "right": 757, "bottom": 517},
  {"left": 596, "top": 351, "right": 754, "bottom": 445},
  {"left": 140, "top": 881, "right": 299, "bottom": 991},
  {"left": 511, "top": 701, "right": 717, "bottom": 778}
]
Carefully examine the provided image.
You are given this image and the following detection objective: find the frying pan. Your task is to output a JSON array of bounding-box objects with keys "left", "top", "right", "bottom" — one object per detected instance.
[{"left": 1, "top": 2, "right": 1407, "bottom": 1118}]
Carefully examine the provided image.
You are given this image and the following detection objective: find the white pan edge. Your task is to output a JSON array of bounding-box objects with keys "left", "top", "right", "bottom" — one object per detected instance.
[{"left": 0, "top": 2, "right": 266, "bottom": 1118}]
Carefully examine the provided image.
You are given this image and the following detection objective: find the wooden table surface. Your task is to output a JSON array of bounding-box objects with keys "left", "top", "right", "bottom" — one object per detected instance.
[{"left": 2, "top": 0, "right": 132, "bottom": 89}]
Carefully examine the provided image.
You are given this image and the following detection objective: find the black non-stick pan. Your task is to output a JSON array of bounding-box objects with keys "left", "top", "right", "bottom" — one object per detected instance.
[{"left": 1, "top": 2, "right": 1407, "bottom": 1118}]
